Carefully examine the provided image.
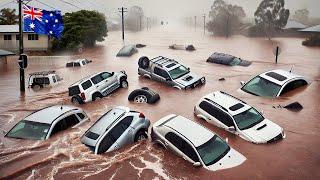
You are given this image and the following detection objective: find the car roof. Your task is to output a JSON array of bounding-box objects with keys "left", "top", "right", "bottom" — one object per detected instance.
[
  {"left": 202, "top": 91, "right": 251, "bottom": 116},
  {"left": 150, "top": 56, "right": 182, "bottom": 71},
  {"left": 69, "top": 72, "right": 101, "bottom": 86},
  {"left": 24, "top": 105, "right": 80, "bottom": 124},
  {"left": 259, "top": 69, "right": 306, "bottom": 86},
  {"left": 164, "top": 115, "right": 214, "bottom": 147},
  {"left": 87, "top": 106, "right": 129, "bottom": 136}
]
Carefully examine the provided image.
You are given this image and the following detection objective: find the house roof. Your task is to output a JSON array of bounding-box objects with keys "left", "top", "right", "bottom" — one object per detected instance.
[
  {"left": 284, "top": 20, "right": 306, "bottom": 29},
  {"left": 299, "top": 24, "right": 320, "bottom": 32},
  {"left": 0, "top": 49, "right": 15, "bottom": 56},
  {"left": 0, "top": 25, "right": 33, "bottom": 33}
]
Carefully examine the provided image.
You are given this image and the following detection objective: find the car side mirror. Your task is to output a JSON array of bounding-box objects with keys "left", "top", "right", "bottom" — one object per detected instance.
[
  {"left": 240, "top": 81, "right": 245, "bottom": 86},
  {"left": 187, "top": 67, "right": 190, "bottom": 70},
  {"left": 228, "top": 126, "right": 236, "bottom": 132},
  {"left": 193, "top": 162, "right": 201, "bottom": 167},
  {"left": 111, "top": 72, "right": 114, "bottom": 76}
]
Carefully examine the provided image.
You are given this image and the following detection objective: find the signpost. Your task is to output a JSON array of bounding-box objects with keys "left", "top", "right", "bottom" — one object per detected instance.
[
  {"left": 273, "top": 46, "right": 281, "bottom": 64},
  {"left": 18, "top": 0, "right": 25, "bottom": 92}
]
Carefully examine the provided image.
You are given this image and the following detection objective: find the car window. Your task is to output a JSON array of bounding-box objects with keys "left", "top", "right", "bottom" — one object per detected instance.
[
  {"left": 165, "top": 132, "right": 199, "bottom": 162},
  {"left": 101, "top": 72, "right": 112, "bottom": 80},
  {"left": 44, "top": 77, "right": 50, "bottom": 85},
  {"left": 52, "top": 75, "right": 56, "bottom": 83},
  {"left": 82, "top": 61, "right": 86, "bottom": 65},
  {"left": 34, "top": 77, "right": 44, "bottom": 84},
  {"left": 55, "top": 75, "right": 62, "bottom": 81},
  {"left": 82, "top": 80, "right": 92, "bottom": 90},
  {"left": 241, "top": 76, "right": 281, "bottom": 97},
  {"left": 66, "top": 62, "right": 73, "bottom": 67},
  {"left": 109, "top": 122, "right": 126, "bottom": 141},
  {"left": 280, "top": 80, "right": 307, "bottom": 95},
  {"left": 168, "top": 65, "right": 190, "bottom": 80},
  {"left": 64, "top": 114, "right": 80, "bottom": 128},
  {"left": 73, "top": 62, "right": 80, "bottom": 67},
  {"left": 97, "top": 134, "right": 116, "bottom": 154},
  {"left": 50, "top": 120, "right": 67, "bottom": 137},
  {"left": 199, "top": 101, "right": 234, "bottom": 127},
  {"left": 121, "top": 116, "right": 133, "bottom": 128},
  {"left": 6, "top": 120, "right": 50, "bottom": 140},
  {"left": 91, "top": 74, "right": 104, "bottom": 84},
  {"left": 154, "top": 67, "right": 170, "bottom": 79},
  {"left": 77, "top": 113, "right": 86, "bottom": 119},
  {"left": 85, "top": 59, "right": 90, "bottom": 63}
]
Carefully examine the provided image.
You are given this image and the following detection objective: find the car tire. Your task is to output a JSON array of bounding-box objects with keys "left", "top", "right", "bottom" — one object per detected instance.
[
  {"left": 31, "top": 84, "right": 43, "bottom": 90},
  {"left": 92, "top": 92, "right": 103, "bottom": 101},
  {"left": 138, "top": 56, "right": 150, "bottom": 69},
  {"left": 71, "top": 95, "right": 84, "bottom": 105},
  {"left": 134, "top": 131, "right": 148, "bottom": 142},
  {"left": 128, "top": 89, "right": 152, "bottom": 103},
  {"left": 120, "top": 79, "right": 128, "bottom": 88}
]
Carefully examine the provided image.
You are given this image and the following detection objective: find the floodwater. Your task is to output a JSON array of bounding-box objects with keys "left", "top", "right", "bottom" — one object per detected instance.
[{"left": 0, "top": 25, "right": 319, "bottom": 179}]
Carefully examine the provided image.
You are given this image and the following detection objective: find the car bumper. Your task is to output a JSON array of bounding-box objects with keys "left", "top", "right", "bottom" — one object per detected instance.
[{"left": 185, "top": 77, "right": 206, "bottom": 90}]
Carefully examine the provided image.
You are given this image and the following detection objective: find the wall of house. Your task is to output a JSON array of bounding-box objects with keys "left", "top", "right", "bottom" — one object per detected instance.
[{"left": 0, "top": 33, "right": 49, "bottom": 52}]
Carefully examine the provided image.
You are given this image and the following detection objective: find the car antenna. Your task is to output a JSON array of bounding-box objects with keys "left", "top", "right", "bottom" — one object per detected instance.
[
  {"left": 60, "top": 102, "right": 63, "bottom": 110},
  {"left": 289, "top": 66, "right": 294, "bottom": 73}
]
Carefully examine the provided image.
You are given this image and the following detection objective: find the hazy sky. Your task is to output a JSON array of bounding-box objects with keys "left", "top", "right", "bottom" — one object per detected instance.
[{"left": 1, "top": 0, "right": 320, "bottom": 19}]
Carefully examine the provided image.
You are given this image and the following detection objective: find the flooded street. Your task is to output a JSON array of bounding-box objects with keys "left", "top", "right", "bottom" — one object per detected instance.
[{"left": 0, "top": 25, "right": 319, "bottom": 179}]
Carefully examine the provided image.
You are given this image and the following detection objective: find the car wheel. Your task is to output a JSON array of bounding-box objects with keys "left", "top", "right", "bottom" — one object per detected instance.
[
  {"left": 92, "top": 93, "right": 103, "bottom": 101},
  {"left": 120, "top": 79, "right": 128, "bottom": 88},
  {"left": 71, "top": 96, "right": 83, "bottom": 105},
  {"left": 138, "top": 56, "right": 150, "bottom": 69},
  {"left": 134, "top": 131, "right": 148, "bottom": 142},
  {"left": 134, "top": 95, "right": 148, "bottom": 103},
  {"left": 31, "top": 84, "right": 42, "bottom": 91}
]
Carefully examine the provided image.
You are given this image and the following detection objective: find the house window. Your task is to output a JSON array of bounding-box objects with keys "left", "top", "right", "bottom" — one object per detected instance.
[
  {"left": 4, "top": 34, "right": 12, "bottom": 40},
  {"left": 16, "top": 34, "right": 20, "bottom": 40},
  {"left": 28, "top": 34, "right": 39, "bottom": 40}
]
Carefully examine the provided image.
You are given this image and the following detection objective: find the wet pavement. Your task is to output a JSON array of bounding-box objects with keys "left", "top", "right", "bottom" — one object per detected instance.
[{"left": 0, "top": 26, "right": 319, "bottom": 179}]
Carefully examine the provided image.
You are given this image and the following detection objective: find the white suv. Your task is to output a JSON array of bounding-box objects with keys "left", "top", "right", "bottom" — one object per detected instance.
[
  {"left": 68, "top": 71, "right": 128, "bottom": 104},
  {"left": 194, "top": 91, "right": 285, "bottom": 144},
  {"left": 28, "top": 70, "right": 63, "bottom": 90},
  {"left": 66, "top": 58, "right": 92, "bottom": 67}
]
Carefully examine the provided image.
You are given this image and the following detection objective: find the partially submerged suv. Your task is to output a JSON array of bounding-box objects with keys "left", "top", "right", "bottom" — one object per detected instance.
[
  {"left": 239, "top": 69, "right": 308, "bottom": 97},
  {"left": 68, "top": 71, "right": 128, "bottom": 104},
  {"left": 5, "top": 105, "right": 88, "bottom": 140},
  {"left": 81, "top": 106, "right": 150, "bottom": 154},
  {"left": 151, "top": 114, "right": 246, "bottom": 171},
  {"left": 66, "top": 59, "right": 92, "bottom": 67},
  {"left": 207, "top": 52, "right": 251, "bottom": 66},
  {"left": 138, "top": 56, "right": 205, "bottom": 90},
  {"left": 194, "top": 91, "right": 285, "bottom": 144},
  {"left": 28, "top": 71, "right": 63, "bottom": 89}
]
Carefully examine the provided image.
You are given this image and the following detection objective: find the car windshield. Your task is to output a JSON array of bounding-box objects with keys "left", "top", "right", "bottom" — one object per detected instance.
[
  {"left": 233, "top": 108, "right": 264, "bottom": 130},
  {"left": 196, "top": 136, "right": 230, "bottom": 166},
  {"left": 241, "top": 76, "right": 281, "bottom": 97},
  {"left": 230, "top": 57, "right": 241, "bottom": 66},
  {"left": 6, "top": 120, "right": 50, "bottom": 140},
  {"left": 168, "top": 65, "right": 190, "bottom": 80}
]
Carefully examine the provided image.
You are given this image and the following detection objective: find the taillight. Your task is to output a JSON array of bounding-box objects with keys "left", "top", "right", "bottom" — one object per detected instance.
[
  {"left": 139, "top": 112, "right": 145, "bottom": 118},
  {"left": 80, "top": 92, "right": 86, "bottom": 100}
]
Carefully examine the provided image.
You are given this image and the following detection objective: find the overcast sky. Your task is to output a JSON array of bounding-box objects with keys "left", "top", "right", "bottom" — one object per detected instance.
[{"left": 1, "top": 0, "right": 320, "bottom": 19}]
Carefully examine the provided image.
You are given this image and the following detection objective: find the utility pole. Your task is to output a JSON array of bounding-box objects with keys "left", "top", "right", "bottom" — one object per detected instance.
[
  {"left": 118, "top": 7, "right": 127, "bottom": 42},
  {"left": 139, "top": 15, "right": 142, "bottom": 31},
  {"left": 194, "top": 16, "right": 197, "bottom": 32},
  {"left": 203, "top": 14, "right": 206, "bottom": 35},
  {"left": 18, "top": 0, "right": 25, "bottom": 92}
]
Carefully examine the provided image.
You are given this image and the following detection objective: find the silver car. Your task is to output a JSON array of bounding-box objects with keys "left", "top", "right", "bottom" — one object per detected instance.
[
  {"left": 81, "top": 106, "right": 150, "bottom": 154},
  {"left": 138, "top": 56, "right": 206, "bottom": 90},
  {"left": 151, "top": 114, "right": 246, "bottom": 171}
]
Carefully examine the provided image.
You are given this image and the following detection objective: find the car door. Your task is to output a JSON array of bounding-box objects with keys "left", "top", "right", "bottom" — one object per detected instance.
[
  {"left": 100, "top": 72, "right": 116, "bottom": 93},
  {"left": 164, "top": 132, "right": 200, "bottom": 163},
  {"left": 90, "top": 74, "right": 105, "bottom": 93},
  {"left": 96, "top": 133, "right": 119, "bottom": 154},
  {"left": 114, "top": 116, "right": 134, "bottom": 147},
  {"left": 153, "top": 67, "right": 170, "bottom": 83},
  {"left": 279, "top": 79, "right": 308, "bottom": 96}
]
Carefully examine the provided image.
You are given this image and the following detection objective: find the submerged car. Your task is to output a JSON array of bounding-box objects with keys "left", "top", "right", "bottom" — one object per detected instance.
[
  {"left": 239, "top": 69, "right": 308, "bottom": 97},
  {"left": 116, "top": 45, "right": 138, "bottom": 57},
  {"left": 207, "top": 52, "right": 251, "bottom": 67},
  {"left": 68, "top": 71, "right": 128, "bottom": 104},
  {"left": 66, "top": 59, "right": 92, "bottom": 67},
  {"left": 28, "top": 70, "right": 63, "bottom": 90},
  {"left": 128, "top": 87, "right": 160, "bottom": 104},
  {"left": 138, "top": 56, "right": 206, "bottom": 90},
  {"left": 5, "top": 105, "right": 88, "bottom": 140},
  {"left": 151, "top": 114, "right": 246, "bottom": 171},
  {"left": 81, "top": 106, "right": 150, "bottom": 154},
  {"left": 194, "top": 91, "right": 286, "bottom": 144}
]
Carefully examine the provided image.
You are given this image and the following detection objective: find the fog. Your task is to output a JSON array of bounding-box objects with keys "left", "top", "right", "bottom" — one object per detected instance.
[{"left": 1, "top": 0, "right": 320, "bottom": 19}]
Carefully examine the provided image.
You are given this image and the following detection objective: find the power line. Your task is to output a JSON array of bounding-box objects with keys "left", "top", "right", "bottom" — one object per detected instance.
[
  {"left": 34, "top": 0, "right": 55, "bottom": 9},
  {"left": 58, "top": 0, "right": 82, "bottom": 10}
]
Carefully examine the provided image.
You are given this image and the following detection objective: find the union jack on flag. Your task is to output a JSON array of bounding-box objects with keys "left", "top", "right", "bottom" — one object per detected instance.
[{"left": 23, "top": 5, "right": 64, "bottom": 39}]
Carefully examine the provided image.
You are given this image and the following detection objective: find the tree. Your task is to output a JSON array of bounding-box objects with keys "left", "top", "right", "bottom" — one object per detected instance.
[
  {"left": 254, "top": 0, "right": 290, "bottom": 40},
  {"left": 0, "top": 8, "right": 18, "bottom": 25},
  {"left": 207, "top": 0, "right": 246, "bottom": 37},
  {"left": 52, "top": 10, "right": 107, "bottom": 51},
  {"left": 126, "top": 6, "right": 144, "bottom": 31},
  {"left": 292, "top": 9, "right": 309, "bottom": 23}
]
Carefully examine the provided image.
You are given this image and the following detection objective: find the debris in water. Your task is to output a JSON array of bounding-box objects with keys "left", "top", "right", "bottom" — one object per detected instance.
[
  {"left": 283, "top": 102, "right": 303, "bottom": 111},
  {"left": 218, "top": 78, "right": 225, "bottom": 81},
  {"left": 136, "top": 44, "right": 146, "bottom": 48}
]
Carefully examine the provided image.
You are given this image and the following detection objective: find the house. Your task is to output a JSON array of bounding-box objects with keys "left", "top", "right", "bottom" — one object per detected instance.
[{"left": 0, "top": 25, "right": 50, "bottom": 52}]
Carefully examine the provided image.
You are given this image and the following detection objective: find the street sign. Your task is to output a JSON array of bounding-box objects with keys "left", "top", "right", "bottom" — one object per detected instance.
[
  {"left": 18, "top": 54, "right": 28, "bottom": 69},
  {"left": 273, "top": 46, "right": 281, "bottom": 64}
]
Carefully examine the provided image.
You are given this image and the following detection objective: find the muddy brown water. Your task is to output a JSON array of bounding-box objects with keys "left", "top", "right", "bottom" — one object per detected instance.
[{"left": 0, "top": 26, "right": 319, "bottom": 179}]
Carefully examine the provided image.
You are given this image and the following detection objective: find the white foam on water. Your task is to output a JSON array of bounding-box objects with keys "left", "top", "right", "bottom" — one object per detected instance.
[
  {"left": 138, "top": 155, "right": 170, "bottom": 180},
  {"left": 26, "top": 169, "right": 36, "bottom": 180}
]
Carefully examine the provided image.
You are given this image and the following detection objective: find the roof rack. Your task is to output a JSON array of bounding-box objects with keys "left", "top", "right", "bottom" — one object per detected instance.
[
  {"left": 29, "top": 70, "right": 56, "bottom": 76},
  {"left": 150, "top": 56, "right": 178, "bottom": 68},
  {"left": 219, "top": 91, "right": 247, "bottom": 104},
  {"left": 204, "top": 97, "right": 228, "bottom": 112}
]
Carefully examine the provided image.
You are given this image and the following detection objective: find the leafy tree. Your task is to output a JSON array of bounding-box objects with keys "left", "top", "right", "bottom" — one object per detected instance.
[
  {"left": 0, "top": 8, "right": 18, "bottom": 25},
  {"left": 292, "top": 9, "right": 309, "bottom": 23},
  {"left": 126, "top": 6, "right": 144, "bottom": 31},
  {"left": 52, "top": 10, "right": 107, "bottom": 51},
  {"left": 207, "top": 0, "right": 245, "bottom": 37},
  {"left": 254, "top": 0, "right": 290, "bottom": 40}
]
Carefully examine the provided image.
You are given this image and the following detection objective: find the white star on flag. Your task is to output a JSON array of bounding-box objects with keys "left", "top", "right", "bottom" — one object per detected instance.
[
  {"left": 55, "top": 19, "right": 58, "bottom": 23},
  {"left": 29, "top": 22, "right": 35, "bottom": 29},
  {"left": 50, "top": 13, "right": 53, "bottom": 17}
]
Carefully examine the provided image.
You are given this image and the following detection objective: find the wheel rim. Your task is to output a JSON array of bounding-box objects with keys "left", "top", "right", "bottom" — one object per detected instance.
[
  {"left": 134, "top": 95, "right": 147, "bottom": 103},
  {"left": 137, "top": 134, "right": 146, "bottom": 141},
  {"left": 122, "top": 81, "right": 128, "bottom": 88}
]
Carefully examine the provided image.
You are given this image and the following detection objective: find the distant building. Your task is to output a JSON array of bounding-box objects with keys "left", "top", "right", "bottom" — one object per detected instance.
[
  {"left": 299, "top": 24, "right": 320, "bottom": 34},
  {"left": 0, "top": 25, "right": 50, "bottom": 52},
  {"left": 284, "top": 20, "right": 307, "bottom": 30}
]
